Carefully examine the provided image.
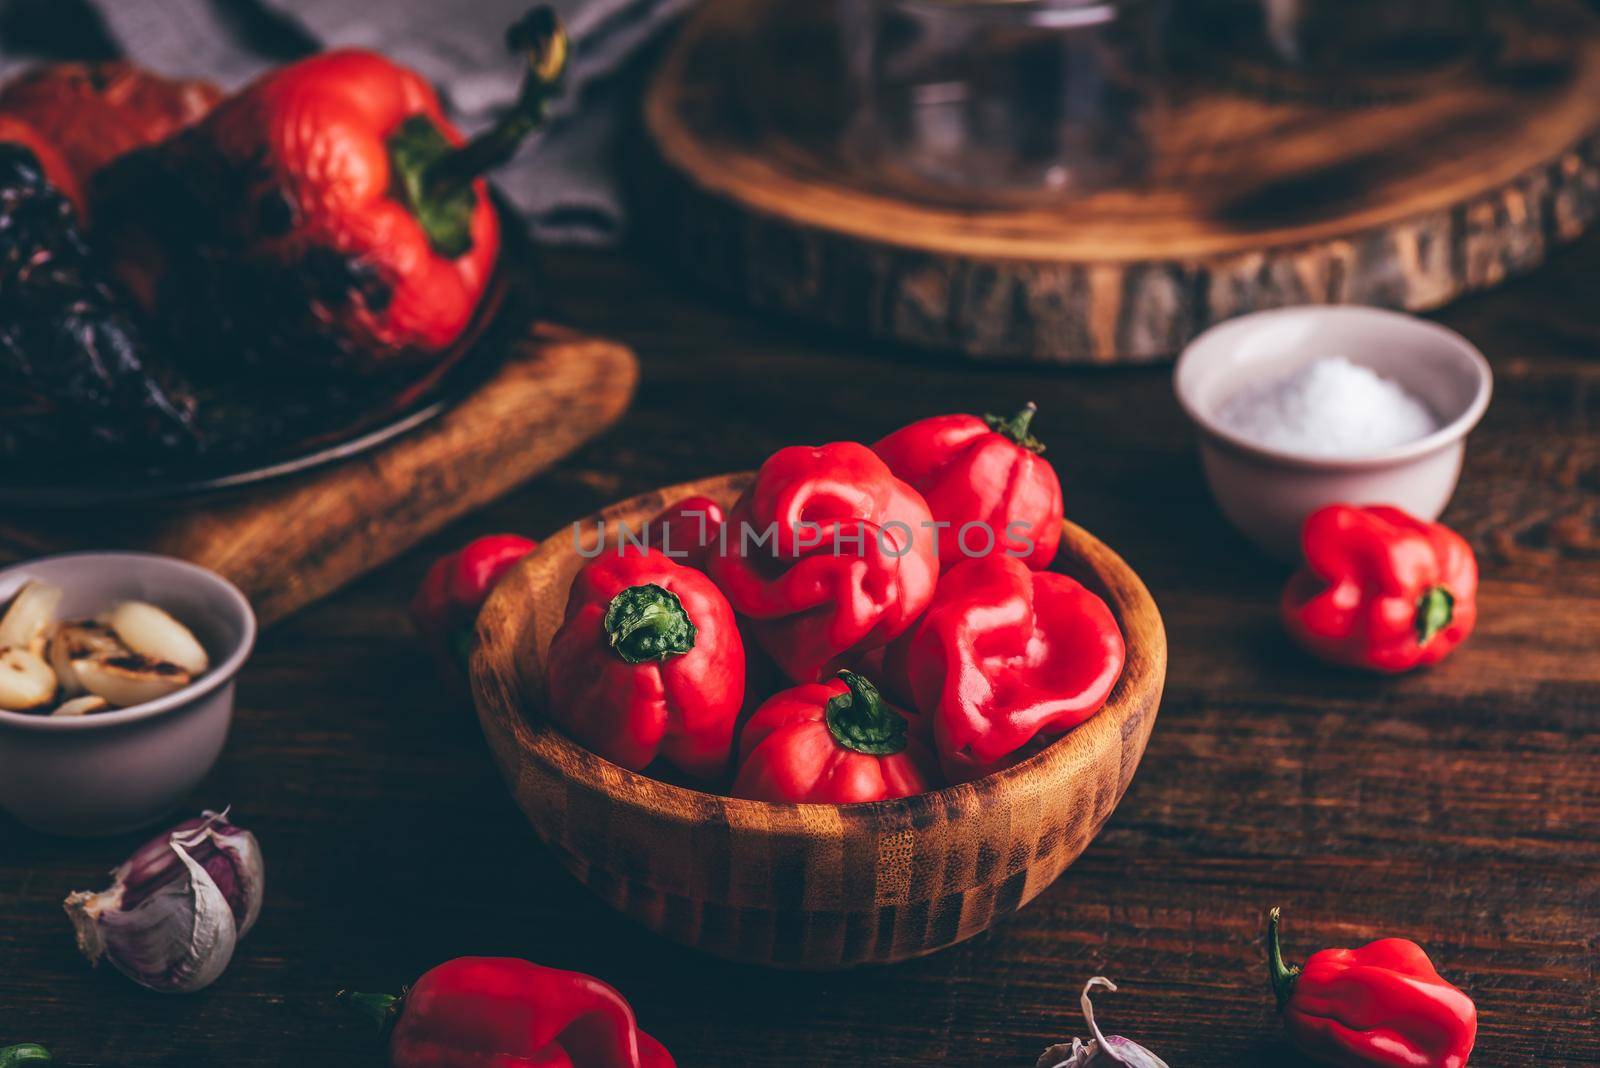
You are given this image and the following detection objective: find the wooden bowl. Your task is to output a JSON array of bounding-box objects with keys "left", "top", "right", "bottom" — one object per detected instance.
[{"left": 472, "top": 474, "right": 1166, "bottom": 968}]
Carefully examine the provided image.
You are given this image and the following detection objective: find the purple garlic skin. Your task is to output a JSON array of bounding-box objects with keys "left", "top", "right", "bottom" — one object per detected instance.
[
  {"left": 1034, "top": 978, "right": 1169, "bottom": 1068},
  {"left": 63, "top": 809, "right": 264, "bottom": 993}
]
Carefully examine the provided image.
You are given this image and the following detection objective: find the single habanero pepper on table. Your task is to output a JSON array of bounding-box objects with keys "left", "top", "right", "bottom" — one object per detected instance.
[
  {"left": 1267, "top": 908, "right": 1477, "bottom": 1068},
  {"left": 887, "top": 554, "right": 1124, "bottom": 782},
  {"left": 342, "top": 956, "right": 674, "bottom": 1068},
  {"left": 411, "top": 533, "right": 538, "bottom": 671},
  {"left": 547, "top": 548, "right": 744, "bottom": 780},
  {"left": 873, "top": 401, "right": 1064, "bottom": 572},
  {"left": 92, "top": 9, "right": 567, "bottom": 373},
  {"left": 732, "top": 670, "right": 937, "bottom": 802},
  {"left": 705, "top": 442, "right": 939, "bottom": 684},
  {"left": 1282, "top": 504, "right": 1477, "bottom": 673}
]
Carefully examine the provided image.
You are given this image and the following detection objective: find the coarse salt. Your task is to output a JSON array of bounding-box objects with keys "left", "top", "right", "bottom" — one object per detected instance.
[{"left": 1215, "top": 355, "right": 1439, "bottom": 458}]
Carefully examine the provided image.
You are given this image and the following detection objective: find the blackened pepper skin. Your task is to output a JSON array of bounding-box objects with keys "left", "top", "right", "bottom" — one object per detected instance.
[{"left": 0, "top": 143, "right": 201, "bottom": 462}]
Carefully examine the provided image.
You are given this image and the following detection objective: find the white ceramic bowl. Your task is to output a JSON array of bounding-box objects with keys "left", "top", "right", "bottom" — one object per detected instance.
[
  {"left": 0, "top": 553, "right": 256, "bottom": 836},
  {"left": 1174, "top": 306, "right": 1492, "bottom": 559}
]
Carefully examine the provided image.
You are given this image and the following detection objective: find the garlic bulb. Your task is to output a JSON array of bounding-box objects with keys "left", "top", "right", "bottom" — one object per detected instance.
[{"left": 64, "top": 810, "right": 264, "bottom": 993}]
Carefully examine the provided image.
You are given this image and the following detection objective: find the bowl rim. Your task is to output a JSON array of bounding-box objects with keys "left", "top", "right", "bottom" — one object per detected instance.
[
  {"left": 471, "top": 472, "right": 1167, "bottom": 829},
  {"left": 1173, "top": 305, "right": 1494, "bottom": 473},
  {"left": 0, "top": 551, "right": 257, "bottom": 732}
]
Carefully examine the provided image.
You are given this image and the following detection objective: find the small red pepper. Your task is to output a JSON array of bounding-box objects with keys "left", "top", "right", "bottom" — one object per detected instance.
[
  {"left": 705, "top": 442, "right": 940, "bottom": 684},
  {"left": 342, "top": 956, "right": 674, "bottom": 1068},
  {"left": 96, "top": 10, "right": 566, "bottom": 371},
  {"left": 732, "top": 670, "right": 937, "bottom": 802},
  {"left": 888, "top": 554, "right": 1124, "bottom": 782},
  {"left": 547, "top": 548, "right": 745, "bottom": 780},
  {"left": 411, "top": 534, "right": 538, "bottom": 672},
  {"left": 872, "top": 402, "right": 1064, "bottom": 572},
  {"left": 1267, "top": 908, "right": 1477, "bottom": 1068},
  {"left": 644, "top": 495, "right": 725, "bottom": 570},
  {"left": 1283, "top": 505, "right": 1478, "bottom": 673},
  {"left": 0, "top": 117, "right": 83, "bottom": 214}
]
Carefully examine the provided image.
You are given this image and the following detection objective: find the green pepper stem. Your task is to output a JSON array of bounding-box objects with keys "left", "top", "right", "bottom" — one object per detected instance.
[
  {"left": 824, "top": 671, "right": 908, "bottom": 757},
  {"left": 1266, "top": 907, "right": 1301, "bottom": 1011},
  {"left": 337, "top": 990, "right": 403, "bottom": 1039},
  {"left": 0, "top": 1045, "right": 53, "bottom": 1067},
  {"left": 604, "top": 583, "right": 697, "bottom": 664},
  {"left": 1415, "top": 585, "right": 1454, "bottom": 647},
  {"left": 423, "top": 7, "right": 569, "bottom": 202},
  {"left": 983, "top": 403, "right": 1046, "bottom": 454}
]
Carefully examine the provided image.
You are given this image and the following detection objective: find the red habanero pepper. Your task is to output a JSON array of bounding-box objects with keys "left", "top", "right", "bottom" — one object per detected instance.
[
  {"left": 732, "top": 670, "right": 937, "bottom": 802},
  {"left": 94, "top": 10, "right": 567, "bottom": 372},
  {"left": 887, "top": 554, "right": 1124, "bottom": 783},
  {"left": 644, "top": 495, "right": 725, "bottom": 570},
  {"left": 873, "top": 402, "right": 1064, "bottom": 572},
  {"left": 342, "top": 956, "right": 674, "bottom": 1068},
  {"left": 411, "top": 534, "right": 538, "bottom": 672},
  {"left": 547, "top": 548, "right": 744, "bottom": 780},
  {"left": 1267, "top": 908, "right": 1477, "bottom": 1068},
  {"left": 705, "top": 442, "right": 940, "bottom": 684},
  {"left": 1283, "top": 505, "right": 1477, "bottom": 673}
]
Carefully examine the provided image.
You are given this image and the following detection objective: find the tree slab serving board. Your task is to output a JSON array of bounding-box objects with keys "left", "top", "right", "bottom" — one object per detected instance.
[
  {"left": 643, "top": 0, "right": 1600, "bottom": 362},
  {"left": 0, "top": 324, "right": 638, "bottom": 625}
]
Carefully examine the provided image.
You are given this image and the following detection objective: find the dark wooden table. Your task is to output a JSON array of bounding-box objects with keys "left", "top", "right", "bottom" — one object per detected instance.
[{"left": 2, "top": 228, "right": 1597, "bottom": 1066}]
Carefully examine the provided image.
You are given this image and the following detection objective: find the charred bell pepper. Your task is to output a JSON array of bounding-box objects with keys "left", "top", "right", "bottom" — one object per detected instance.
[
  {"left": 1268, "top": 908, "right": 1477, "bottom": 1068},
  {"left": 1282, "top": 505, "right": 1477, "bottom": 673},
  {"left": 732, "top": 670, "right": 937, "bottom": 802},
  {"left": 645, "top": 495, "right": 725, "bottom": 570},
  {"left": 411, "top": 534, "right": 538, "bottom": 671},
  {"left": 93, "top": 9, "right": 568, "bottom": 374},
  {"left": 873, "top": 402, "right": 1064, "bottom": 572},
  {"left": 547, "top": 548, "right": 745, "bottom": 780},
  {"left": 705, "top": 442, "right": 940, "bottom": 684},
  {"left": 342, "top": 956, "right": 674, "bottom": 1068},
  {"left": 888, "top": 554, "right": 1124, "bottom": 782}
]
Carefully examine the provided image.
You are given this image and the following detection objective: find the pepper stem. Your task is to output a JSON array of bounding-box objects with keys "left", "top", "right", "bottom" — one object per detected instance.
[
  {"left": 0, "top": 1045, "right": 53, "bottom": 1067},
  {"left": 604, "top": 583, "right": 697, "bottom": 664},
  {"left": 388, "top": 6, "right": 568, "bottom": 257},
  {"left": 1266, "top": 907, "right": 1301, "bottom": 1011},
  {"left": 824, "top": 671, "right": 908, "bottom": 757},
  {"left": 983, "top": 402, "right": 1046, "bottom": 454},
  {"left": 337, "top": 990, "right": 403, "bottom": 1039},
  {"left": 1415, "top": 585, "right": 1454, "bottom": 647}
]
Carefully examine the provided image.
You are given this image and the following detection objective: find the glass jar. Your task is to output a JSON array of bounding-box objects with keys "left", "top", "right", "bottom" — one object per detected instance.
[{"left": 841, "top": 0, "right": 1168, "bottom": 203}]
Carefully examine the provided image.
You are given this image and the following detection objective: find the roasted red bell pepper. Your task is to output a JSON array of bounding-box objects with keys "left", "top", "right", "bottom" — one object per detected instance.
[
  {"left": 732, "top": 670, "right": 937, "bottom": 802},
  {"left": 1267, "top": 908, "right": 1477, "bottom": 1068},
  {"left": 705, "top": 442, "right": 939, "bottom": 684},
  {"left": 1283, "top": 505, "right": 1477, "bottom": 673},
  {"left": 873, "top": 402, "right": 1064, "bottom": 572},
  {"left": 547, "top": 548, "right": 744, "bottom": 780},
  {"left": 888, "top": 554, "right": 1124, "bottom": 782},
  {"left": 342, "top": 956, "right": 674, "bottom": 1068},
  {"left": 95, "top": 10, "right": 566, "bottom": 372},
  {"left": 645, "top": 495, "right": 725, "bottom": 570},
  {"left": 411, "top": 534, "right": 538, "bottom": 672}
]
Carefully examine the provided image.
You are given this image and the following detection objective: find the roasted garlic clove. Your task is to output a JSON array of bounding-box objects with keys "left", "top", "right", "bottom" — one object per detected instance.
[
  {"left": 73, "top": 654, "right": 190, "bottom": 708},
  {"left": 0, "top": 647, "right": 58, "bottom": 712},
  {"left": 0, "top": 581, "right": 62, "bottom": 655},
  {"left": 106, "top": 602, "right": 209, "bottom": 676},
  {"left": 48, "top": 621, "right": 124, "bottom": 698},
  {"left": 52, "top": 694, "right": 110, "bottom": 717}
]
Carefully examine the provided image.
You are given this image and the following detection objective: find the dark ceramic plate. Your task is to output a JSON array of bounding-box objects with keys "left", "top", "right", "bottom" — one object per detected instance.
[{"left": 0, "top": 211, "right": 532, "bottom": 509}]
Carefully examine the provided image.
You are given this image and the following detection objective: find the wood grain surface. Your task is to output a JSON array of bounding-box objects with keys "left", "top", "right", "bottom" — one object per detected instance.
[
  {"left": 472, "top": 474, "right": 1165, "bottom": 968},
  {"left": 0, "top": 324, "right": 638, "bottom": 625},
  {"left": 643, "top": 0, "right": 1600, "bottom": 362},
  {"left": 0, "top": 232, "right": 1595, "bottom": 1065}
]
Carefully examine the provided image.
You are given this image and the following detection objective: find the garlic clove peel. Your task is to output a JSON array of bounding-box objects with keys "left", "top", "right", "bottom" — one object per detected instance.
[
  {"left": 64, "top": 810, "right": 264, "bottom": 992},
  {"left": 73, "top": 654, "right": 190, "bottom": 708},
  {"left": 107, "top": 601, "right": 209, "bottom": 676},
  {"left": 0, "top": 647, "right": 57, "bottom": 712},
  {"left": 0, "top": 581, "right": 62, "bottom": 654}
]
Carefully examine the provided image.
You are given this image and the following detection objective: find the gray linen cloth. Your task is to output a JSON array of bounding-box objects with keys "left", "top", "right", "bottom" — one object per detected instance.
[{"left": 0, "top": 0, "right": 691, "bottom": 244}]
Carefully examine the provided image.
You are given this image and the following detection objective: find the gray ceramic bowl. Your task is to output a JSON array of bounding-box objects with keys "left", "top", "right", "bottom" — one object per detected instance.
[
  {"left": 0, "top": 553, "right": 256, "bottom": 836},
  {"left": 1174, "top": 306, "right": 1492, "bottom": 559}
]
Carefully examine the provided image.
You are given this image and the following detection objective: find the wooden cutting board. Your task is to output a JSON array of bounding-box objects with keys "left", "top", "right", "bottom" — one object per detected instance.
[
  {"left": 0, "top": 323, "right": 637, "bottom": 625},
  {"left": 643, "top": 0, "right": 1600, "bottom": 362}
]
